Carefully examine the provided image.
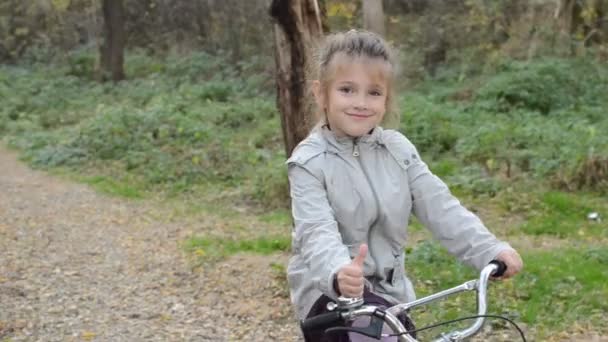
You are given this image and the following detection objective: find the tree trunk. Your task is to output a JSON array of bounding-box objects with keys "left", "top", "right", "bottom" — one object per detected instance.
[
  {"left": 556, "top": 0, "right": 578, "bottom": 34},
  {"left": 98, "top": 0, "right": 126, "bottom": 82},
  {"left": 553, "top": 0, "right": 572, "bottom": 55},
  {"left": 317, "top": 0, "right": 330, "bottom": 33},
  {"left": 362, "top": 0, "right": 385, "bottom": 36},
  {"left": 270, "top": 0, "right": 324, "bottom": 157},
  {"left": 582, "top": 0, "right": 606, "bottom": 46}
]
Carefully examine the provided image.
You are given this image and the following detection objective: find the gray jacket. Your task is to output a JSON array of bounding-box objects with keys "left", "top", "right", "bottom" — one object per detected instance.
[{"left": 286, "top": 125, "right": 513, "bottom": 319}]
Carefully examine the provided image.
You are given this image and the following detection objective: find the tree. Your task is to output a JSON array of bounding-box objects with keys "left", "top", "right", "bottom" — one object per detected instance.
[
  {"left": 362, "top": 0, "right": 385, "bottom": 36},
  {"left": 98, "top": 0, "right": 126, "bottom": 82},
  {"left": 270, "top": 0, "right": 324, "bottom": 157},
  {"left": 556, "top": 0, "right": 581, "bottom": 38},
  {"left": 554, "top": 0, "right": 607, "bottom": 54}
]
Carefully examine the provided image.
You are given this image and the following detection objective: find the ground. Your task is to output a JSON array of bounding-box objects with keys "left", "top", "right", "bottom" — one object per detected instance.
[
  {"left": 1, "top": 146, "right": 606, "bottom": 342},
  {"left": 0, "top": 146, "right": 298, "bottom": 341}
]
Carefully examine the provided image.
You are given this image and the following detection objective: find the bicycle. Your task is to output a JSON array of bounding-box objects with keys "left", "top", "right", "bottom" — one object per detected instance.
[{"left": 300, "top": 261, "right": 527, "bottom": 341}]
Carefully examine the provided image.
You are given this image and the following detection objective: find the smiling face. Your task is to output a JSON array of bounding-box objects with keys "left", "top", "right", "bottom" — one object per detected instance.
[{"left": 314, "top": 54, "right": 390, "bottom": 137}]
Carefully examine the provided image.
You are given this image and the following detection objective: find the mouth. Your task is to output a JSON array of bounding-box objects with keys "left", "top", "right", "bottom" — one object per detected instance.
[{"left": 346, "top": 113, "right": 373, "bottom": 119}]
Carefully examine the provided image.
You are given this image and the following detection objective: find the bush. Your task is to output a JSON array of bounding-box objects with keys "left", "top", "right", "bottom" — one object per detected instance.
[
  {"left": 474, "top": 58, "right": 606, "bottom": 114},
  {"left": 251, "top": 155, "right": 290, "bottom": 210},
  {"left": 0, "top": 51, "right": 286, "bottom": 209},
  {"left": 400, "top": 94, "right": 464, "bottom": 157},
  {"left": 404, "top": 56, "right": 608, "bottom": 194},
  {"left": 66, "top": 47, "right": 97, "bottom": 79}
]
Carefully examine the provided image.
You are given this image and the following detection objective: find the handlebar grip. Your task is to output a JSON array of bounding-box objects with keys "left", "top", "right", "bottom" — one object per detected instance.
[
  {"left": 300, "top": 311, "right": 343, "bottom": 333},
  {"left": 490, "top": 260, "right": 508, "bottom": 277}
]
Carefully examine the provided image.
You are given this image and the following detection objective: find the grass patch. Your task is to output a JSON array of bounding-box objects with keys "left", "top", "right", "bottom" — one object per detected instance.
[
  {"left": 183, "top": 235, "right": 291, "bottom": 260},
  {"left": 405, "top": 240, "right": 608, "bottom": 340},
  {"left": 540, "top": 191, "right": 591, "bottom": 216},
  {"left": 521, "top": 191, "right": 606, "bottom": 238},
  {"left": 81, "top": 175, "right": 143, "bottom": 199},
  {"left": 515, "top": 248, "right": 608, "bottom": 330},
  {"left": 407, "top": 240, "right": 477, "bottom": 288},
  {"left": 259, "top": 209, "right": 292, "bottom": 226}
]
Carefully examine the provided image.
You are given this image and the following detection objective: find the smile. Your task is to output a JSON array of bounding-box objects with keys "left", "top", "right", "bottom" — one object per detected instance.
[{"left": 346, "top": 113, "right": 373, "bottom": 118}]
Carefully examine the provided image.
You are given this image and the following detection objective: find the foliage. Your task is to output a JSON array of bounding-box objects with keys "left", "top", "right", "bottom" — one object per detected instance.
[
  {"left": 473, "top": 58, "right": 604, "bottom": 114},
  {"left": 0, "top": 51, "right": 279, "bottom": 206},
  {"left": 2, "top": 52, "right": 607, "bottom": 204},
  {"left": 400, "top": 94, "right": 464, "bottom": 156},
  {"left": 402, "top": 57, "right": 608, "bottom": 195}
]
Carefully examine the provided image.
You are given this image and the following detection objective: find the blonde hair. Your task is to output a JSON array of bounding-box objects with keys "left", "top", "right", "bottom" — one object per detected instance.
[{"left": 310, "top": 29, "right": 400, "bottom": 129}]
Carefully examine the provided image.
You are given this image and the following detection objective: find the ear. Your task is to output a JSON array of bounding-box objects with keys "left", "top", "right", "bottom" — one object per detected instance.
[{"left": 311, "top": 80, "right": 325, "bottom": 110}]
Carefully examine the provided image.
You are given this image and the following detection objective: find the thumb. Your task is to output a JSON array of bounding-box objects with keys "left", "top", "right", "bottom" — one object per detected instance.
[{"left": 352, "top": 244, "right": 368, "bottom": 268}]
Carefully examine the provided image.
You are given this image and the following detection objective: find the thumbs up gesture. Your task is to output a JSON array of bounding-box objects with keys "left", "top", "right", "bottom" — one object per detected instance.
[{"left": 336, "top": 244, "right": 367, "bottom": 298}]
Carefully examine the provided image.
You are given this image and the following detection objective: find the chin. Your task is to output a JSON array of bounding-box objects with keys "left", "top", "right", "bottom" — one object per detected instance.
[{"left": 345, "top": 126, "right": 376, "bottom": 137}]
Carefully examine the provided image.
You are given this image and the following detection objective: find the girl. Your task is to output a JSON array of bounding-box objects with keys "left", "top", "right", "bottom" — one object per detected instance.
[{"left": 286, "top": 30, "right": 523, "bottom": 342}]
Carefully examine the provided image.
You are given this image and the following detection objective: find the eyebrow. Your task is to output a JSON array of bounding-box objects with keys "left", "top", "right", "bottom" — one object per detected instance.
[{"left": 335, "top": 81, "right": 386, "bottom": 89}]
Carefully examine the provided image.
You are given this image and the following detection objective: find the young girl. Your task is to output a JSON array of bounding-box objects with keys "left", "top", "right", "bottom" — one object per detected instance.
[{"left": 286, "top": 30, "right": 523, "bottom": 341}]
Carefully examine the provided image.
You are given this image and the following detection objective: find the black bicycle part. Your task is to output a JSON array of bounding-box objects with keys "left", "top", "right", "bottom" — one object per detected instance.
[
  {"left": 489, "top": 260, "right": 508, "bottom": 277},
  {"left": 300, "top": 310, "right": 344, "bottom": 335}
]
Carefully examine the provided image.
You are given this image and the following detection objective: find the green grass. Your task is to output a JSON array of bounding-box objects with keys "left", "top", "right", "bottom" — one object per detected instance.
[
  {"left": 515, "top": 249, "right": 608, "bottom": 329},
  {"left": 183, "top": 235, "right": 291, "bottom": 260},
  {"left": 521, "top": 191, "right": 607, "bottom": 238},
  {"left": 259, "top": 209, "right": 292, "bottom": 226},
  {"left": 81, "top": 175, "right": 143, "bottom": 199},
  {"left": 406, "top": 240, "right": 608, "bottom": 340}
]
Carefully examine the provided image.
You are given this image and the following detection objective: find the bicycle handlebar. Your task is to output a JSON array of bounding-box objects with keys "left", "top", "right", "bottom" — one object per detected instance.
[
  {"left": 300, "top": 260, "right": 508, "bottom": 342},
  {"left": 300, "top": 310, "right": 343, "bottom": 333}
]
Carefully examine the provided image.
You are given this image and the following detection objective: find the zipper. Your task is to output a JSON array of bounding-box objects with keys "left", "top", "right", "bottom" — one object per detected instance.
[
  {"left": 352, "top": 139, "right": 380, "bottom": 243},
  {"left": 352, "top": 139, "right": 360, "bottom": 157}
]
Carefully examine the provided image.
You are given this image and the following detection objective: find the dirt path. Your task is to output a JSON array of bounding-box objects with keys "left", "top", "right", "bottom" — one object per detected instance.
[{"left": 0, "top": 146, "right": 299, "bottom": 341}]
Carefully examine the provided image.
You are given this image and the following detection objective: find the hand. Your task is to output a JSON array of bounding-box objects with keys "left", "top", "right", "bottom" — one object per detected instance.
[
  {"left": 494, "top": 249, "right": 523, "bottom": 279},
  {"left": 336, "top": 244, "right": 367, "bottom": 298}
]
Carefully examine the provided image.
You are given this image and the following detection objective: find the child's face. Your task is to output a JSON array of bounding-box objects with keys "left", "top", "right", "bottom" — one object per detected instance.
[{"left": 319, "top": 56, "right": 389, "bottom": 137}]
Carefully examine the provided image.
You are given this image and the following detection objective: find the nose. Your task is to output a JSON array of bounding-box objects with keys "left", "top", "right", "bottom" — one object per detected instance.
[{"left": 354, "top": 93, "right": 367, "bottom": 110}]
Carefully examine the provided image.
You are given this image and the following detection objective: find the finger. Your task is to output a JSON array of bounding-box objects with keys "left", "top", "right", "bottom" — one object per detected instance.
[
  {"left": 352, "top": 244, "right": 368, "bottom": 268},
  {"left": 341, "top": 266, "right": 363, "bottom": 278},
  {"left": 340, "top": 275, "right": 364, "bottom": 288},
  {"left": 340, "top": 284, "right": 364, "bottom": 298}
]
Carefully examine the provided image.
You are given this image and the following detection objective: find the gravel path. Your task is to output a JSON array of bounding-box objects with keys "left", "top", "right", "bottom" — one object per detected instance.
[{"left": 0, "top": 146, "right": 300, "bottom": 341}]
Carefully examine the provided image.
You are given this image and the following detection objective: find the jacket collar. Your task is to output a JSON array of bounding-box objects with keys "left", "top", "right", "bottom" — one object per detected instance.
[{"left": 318, "top": 124, "right": 385, "bottom": 154}]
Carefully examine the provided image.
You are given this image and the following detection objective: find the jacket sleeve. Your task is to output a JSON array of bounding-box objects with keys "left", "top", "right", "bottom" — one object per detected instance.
[
  {"left": 384, "top": 131, "right": 513, "bottom": 270},
  {"left": 288, "top": 161, "right": 352, "bottom": 299}
]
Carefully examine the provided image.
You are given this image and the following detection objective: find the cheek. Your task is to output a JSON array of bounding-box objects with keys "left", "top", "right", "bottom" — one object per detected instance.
[
  {"left": 327, "top": 95, "right": 348, "bottom": 112},
  {"left": 330, "top": 91, "right": 347, "bottom": 104},
  {"left": 373, "top": 97, "right": 387, "bottom": 114}
]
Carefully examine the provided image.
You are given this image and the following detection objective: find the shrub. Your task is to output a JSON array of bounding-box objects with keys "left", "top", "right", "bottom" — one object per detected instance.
[{"left": 474, "top": 58, "right": 605, "bottom": 114}]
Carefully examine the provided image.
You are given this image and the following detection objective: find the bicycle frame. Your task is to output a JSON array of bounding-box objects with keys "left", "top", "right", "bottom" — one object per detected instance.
[{"left": 301, "top": 262, "right": 503, "bottom": 342}]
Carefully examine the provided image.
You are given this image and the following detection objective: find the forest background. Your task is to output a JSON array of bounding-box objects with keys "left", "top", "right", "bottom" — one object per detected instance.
[{"left": 1, "top": 0, "right": 607, "bottom": 340}]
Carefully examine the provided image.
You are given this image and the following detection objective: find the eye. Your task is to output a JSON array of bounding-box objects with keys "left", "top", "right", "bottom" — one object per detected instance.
[
  {"left": 338, "top": 86, "right": 354, "bottom": 94},
  {"left": 370, "top": 90, "right": 383, "bottom": 96}
]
